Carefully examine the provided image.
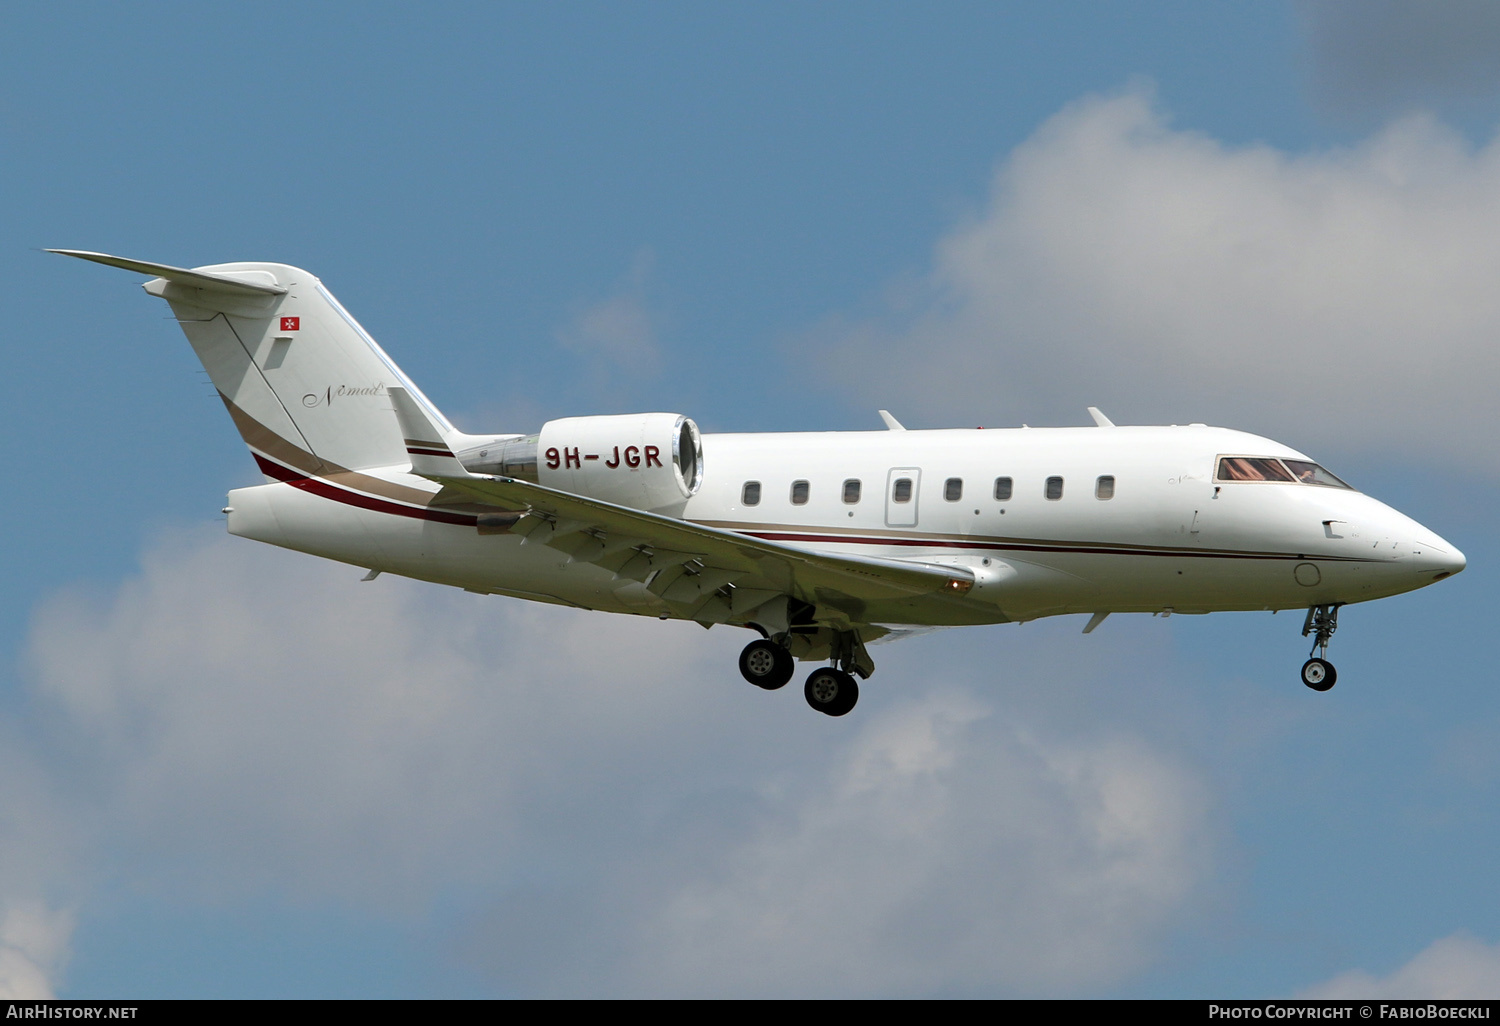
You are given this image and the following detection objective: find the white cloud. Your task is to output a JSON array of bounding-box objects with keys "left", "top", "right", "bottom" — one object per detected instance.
[
  {"left": 555, "top": 248, "right": 661, "bottom": 368},
  {"left": 0, "top": 906, "right": 72, "bottom": 1000},
  {"left": 1303, "top": 933, "right": 1500, "bottom": 999},
  {"left": 465, "top": 690, "right": 1212, "bottom": 997},
  {"left": 814, "top": 86, "right": 1500, "bottom": 473},
  {"left": 24, "top": 528, "right": 730, "bottom": 905},
  {"left": 0, "top": 721, "right": 82, "bottom": 998},
  {"left": 20, "top": 529, "right": 1213, "bottom": 995},
  {"left": 618, "top": 699, "right": 1210, "bottom": 997}
]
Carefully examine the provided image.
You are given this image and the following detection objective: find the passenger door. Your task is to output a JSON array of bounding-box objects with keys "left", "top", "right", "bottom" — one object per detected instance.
[{"left": 886, "top": 468, "right": 921, "bottom": 527}]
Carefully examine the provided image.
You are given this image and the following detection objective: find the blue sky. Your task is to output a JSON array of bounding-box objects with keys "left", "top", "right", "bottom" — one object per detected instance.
[{"left": 5, "top": 0, "right": 1500, "bottom": 998}]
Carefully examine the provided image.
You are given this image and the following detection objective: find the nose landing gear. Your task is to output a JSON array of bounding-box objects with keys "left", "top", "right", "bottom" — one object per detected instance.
[
  {"left": 1300, "top": 604, "right": 1340, "bottom": 691},
  {"left": 1301, "top": 657, "right": 1335, "bottom": 690}
]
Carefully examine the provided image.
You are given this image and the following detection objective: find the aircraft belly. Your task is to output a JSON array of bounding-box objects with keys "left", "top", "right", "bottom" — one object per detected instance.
[
  {"left": 796, "top": 538, "right": 1302, "bottom": 618},
  {"left": 998, "top": 549, "right": 1407, "bottom": 615},
  {"left": 785, "top": 536, "right": 1392, "bottom": 619},
  {"left": 228, "top": 484, "right": 1419, "bottom": 629}
]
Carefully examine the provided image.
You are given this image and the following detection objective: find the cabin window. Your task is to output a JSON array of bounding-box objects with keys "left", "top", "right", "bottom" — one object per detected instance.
[
  {"left": 842, "top": 479, "right": 862, "bottom": 504},
  {"left": 892, "top": 477, "right": 913, "bottom": 503},
  {"left": 742, "top": 481, "right": 761, "bottom": 506},
  {"left": 1216, "top": 456, "right": 1295, "bottom": 483},
  {"left": 1045, "top": 476, "right": 1064, "bottom": 500},
  {"left": 791, "top": 480, "right": 810, "bottom": 505},
  {"left": 993, "top": 476, "right": 1013, "bottom": 501},
  {"left": 1096, "top": 475, "right": 1115, "bottom": 500},
  {"left": 944, "top": 477, "right": 963, "bottom": 501},
  {"left": 1283, "top": 460, "right": 1352, "bottom": 489}
]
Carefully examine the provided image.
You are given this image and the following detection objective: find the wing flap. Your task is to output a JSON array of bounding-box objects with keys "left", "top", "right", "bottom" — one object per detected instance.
[{"left": 433, "top": 472, "right": 974, "bottom": 606}]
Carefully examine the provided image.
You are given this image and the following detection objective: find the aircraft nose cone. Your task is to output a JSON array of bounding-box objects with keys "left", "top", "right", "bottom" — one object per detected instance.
[
  {"left": 1434, "top": 545, "right": 1466, "bottom": 580},
  {"left": 1414, "top": 533, "right": 1465, "bottom": 582}
]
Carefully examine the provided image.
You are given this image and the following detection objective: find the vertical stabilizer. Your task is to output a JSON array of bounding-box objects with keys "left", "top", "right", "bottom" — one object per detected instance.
[{"left": 52, "top": 251, "right": 453, "bottom": 475}]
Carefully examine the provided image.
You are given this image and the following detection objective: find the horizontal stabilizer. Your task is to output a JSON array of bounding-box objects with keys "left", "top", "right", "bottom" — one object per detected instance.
[{"left": 46, "top": 249, "right": 288, "bottom": 296}]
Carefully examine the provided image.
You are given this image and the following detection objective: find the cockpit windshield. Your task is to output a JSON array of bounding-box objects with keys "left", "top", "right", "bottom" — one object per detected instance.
[
  {"left": 1216, "top": 457, "right": 1294, "bottom": 482},
  {"left": 1282, "top": 460, "right": 1351, "bottom": 489},
  {"left": 1216, "top": 456, "right": 1354, "bottom": 490}
]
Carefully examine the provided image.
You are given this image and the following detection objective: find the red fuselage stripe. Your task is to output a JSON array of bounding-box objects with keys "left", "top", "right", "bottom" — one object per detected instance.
[
  {"left": 254, "top": 454, "right": 479, "bottom": 527},
  {"left": 740, "top": 531, "right": 1367, "bottom": 563}
]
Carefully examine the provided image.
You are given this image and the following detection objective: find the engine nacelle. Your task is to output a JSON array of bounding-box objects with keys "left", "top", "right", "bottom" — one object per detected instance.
[
  {"left": 539, "top": 413, "right": 703, "bottom": 513},
  {"left": 460, "top": 413, "right": 703, "bottom": 514}
]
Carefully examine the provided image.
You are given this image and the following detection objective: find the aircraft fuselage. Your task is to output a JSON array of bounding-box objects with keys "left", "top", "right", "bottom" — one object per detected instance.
[{"left": 227, "top": 423, "right": 1462, "bottom": 627}]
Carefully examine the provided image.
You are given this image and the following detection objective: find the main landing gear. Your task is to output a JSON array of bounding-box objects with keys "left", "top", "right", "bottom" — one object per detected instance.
[
  {"left": 804, "top": 667, "right": 859, "bottom": 718},
  {"left": 738, "top": 638, "right": 795, "bottom": 690},
  {"left": 1300, "top": 604, "right": 1340, "bottom": 692},
  {"left": 737, "top": 631, "right": 866, "bottom": 717}
]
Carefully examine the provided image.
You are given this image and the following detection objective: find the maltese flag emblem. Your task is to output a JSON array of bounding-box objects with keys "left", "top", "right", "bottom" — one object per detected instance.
[{"left": 280, "top": 316, "right": 300, "bottom": 331}]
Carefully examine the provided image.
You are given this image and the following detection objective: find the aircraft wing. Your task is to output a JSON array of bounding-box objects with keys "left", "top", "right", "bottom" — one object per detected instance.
[
  {"left": 444, "top": 474, "right": 972, "bottom": 618},
  {"left": 387, "top": 389, "right": 974, "bottom": 627}
]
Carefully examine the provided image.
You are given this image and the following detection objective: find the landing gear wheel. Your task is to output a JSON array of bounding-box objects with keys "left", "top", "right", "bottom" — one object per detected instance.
[
  {"left": 1301, "top": 605, "right": 1340, "bottom": 692},
  {"left": 1301, "top": 658, "right": 1337, "bottom": 692},
  {"left": 804, "top": 667, "right": 859, "bottom": 716},
  {"left": 739, "top": 639, "right": 794, "bottom": 690}
]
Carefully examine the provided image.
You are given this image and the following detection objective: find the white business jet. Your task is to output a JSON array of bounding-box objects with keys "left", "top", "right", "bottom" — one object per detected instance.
[{"left": 52, "top": 250, "right": 1466, "bottom": 716}]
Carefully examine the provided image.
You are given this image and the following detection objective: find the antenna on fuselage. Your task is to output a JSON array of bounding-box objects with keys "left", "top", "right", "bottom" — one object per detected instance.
[
  {"left": 878, "top": 410, "right": 906, "bottom": 431},
  {"left": 1087, "top": 407, "right": 1116, "bottom": 427}
]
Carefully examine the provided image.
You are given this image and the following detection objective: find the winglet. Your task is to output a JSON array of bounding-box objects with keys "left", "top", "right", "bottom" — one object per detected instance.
[
  {"left": 47, "top": 249, "right": 288, "bottom": 296},
  {"left": 878, "top": 410, "right": 906, "bottom": 431},
  {"left": 388, "top": 386, "right": 468, "bottom": 478},
  {"left": 1087, "top": 407, "right": 1115, "bottom": 428}
]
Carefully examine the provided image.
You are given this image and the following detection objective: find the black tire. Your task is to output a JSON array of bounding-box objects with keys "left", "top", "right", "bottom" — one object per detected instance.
[
  {"left": 739, "top": 639, "right": 794, "bottom": 690},
  {"left": 804, "top": 668, "right": 859, "bottom": 716},
  {"left": 1301, "top": 657, "right": 1337, "bottom": 691}
]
